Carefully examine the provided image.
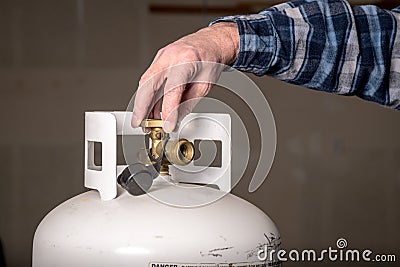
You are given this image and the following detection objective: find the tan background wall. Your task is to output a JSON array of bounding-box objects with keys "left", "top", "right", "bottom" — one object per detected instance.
[{"left": 0, "top": 0, "right": 399, "bottom": 266}]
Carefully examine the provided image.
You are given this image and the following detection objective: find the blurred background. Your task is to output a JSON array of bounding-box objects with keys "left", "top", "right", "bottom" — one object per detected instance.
[{"left": 0, "top": 0, "right": 399, "bottom": 266}]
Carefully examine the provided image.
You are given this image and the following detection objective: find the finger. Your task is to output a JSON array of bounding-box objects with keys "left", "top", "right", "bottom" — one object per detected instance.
[
  {"left": 151, "top": 83, "right": 164, "bottom": 120},
  {"left": 140, "top": 88, "right": 163, "bottom": 133},
  {"left": 146, "top": 86, "right": 163, "bottom": 119},
  {"left": 161, "top": 62, "right": 201, "bottom": 132},
  {"left": 176, "top": 82, "right": 212, "bottom": 126},
  {"left": 162, "top": 82, "right": 186, "bottom": 133},
  {"left": 132, "top": 73, "right": 165, "bottom": 128},
  {"left": 153, "top": 99, "right": 162, "bottom": 119}
]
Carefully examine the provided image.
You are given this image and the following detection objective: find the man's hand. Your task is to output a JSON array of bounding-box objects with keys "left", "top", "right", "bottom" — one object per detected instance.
[{"left": 131, "top": 22, "right": 239, "bottom": 132}]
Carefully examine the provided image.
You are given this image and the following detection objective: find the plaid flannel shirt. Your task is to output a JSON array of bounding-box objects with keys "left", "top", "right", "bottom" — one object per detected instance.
[{"left": 211, "top": 0, "right": 400, "bottom": 110}]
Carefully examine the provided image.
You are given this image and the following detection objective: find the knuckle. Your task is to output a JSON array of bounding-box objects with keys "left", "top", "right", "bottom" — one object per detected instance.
[
  {"left": 155, "top": 46, "right": 167, "bottom": 57},
  {"left": 180, "top": 47, "right": 199, "bottom": 61},
  {"left": 138, "top": 75, "right": 147, "bottom": 86}
]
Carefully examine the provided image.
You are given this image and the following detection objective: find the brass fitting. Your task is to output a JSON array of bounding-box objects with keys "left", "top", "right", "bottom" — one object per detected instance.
[
  {"left": 165, "top": 139, "right": 195, "bottom": 166},
  {"left": 140, "top": 119, "right": 195, "bottom": 176}
]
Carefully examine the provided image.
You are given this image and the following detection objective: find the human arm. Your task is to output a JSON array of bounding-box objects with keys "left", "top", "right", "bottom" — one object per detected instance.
[
  {"left": 211, "top": 0, "right": 400, "bottom": 109},
  {"left": 132, "top": 0, "right": 400, "bottom": 132}
]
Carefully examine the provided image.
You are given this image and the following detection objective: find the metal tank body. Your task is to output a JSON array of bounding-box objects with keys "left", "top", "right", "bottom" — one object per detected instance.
[
  {"left": 33, "top": 112, "right": 281, "bottom": 266},
  {"left": 32, "top": 180, "right": 281, "bottom": 267}
]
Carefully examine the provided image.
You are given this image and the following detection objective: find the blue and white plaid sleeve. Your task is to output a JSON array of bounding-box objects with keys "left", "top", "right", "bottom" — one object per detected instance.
[{"left": 210, "top": 0, "right": 400, "bottom": 110}]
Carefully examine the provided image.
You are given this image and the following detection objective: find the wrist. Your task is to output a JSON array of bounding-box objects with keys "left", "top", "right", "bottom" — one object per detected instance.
[{"left": 206, "top": 22, "right": 239, "bottom": 65}]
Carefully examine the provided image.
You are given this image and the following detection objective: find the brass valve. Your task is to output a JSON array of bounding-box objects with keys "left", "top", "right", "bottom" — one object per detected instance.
[{"left": 140, "top": 119, "right": 195, "bottom": 176}]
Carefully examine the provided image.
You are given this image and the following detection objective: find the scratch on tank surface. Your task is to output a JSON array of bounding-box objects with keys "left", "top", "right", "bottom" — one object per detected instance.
[{"left": 200, "top": 246, "right": 234, "bottom": 258}]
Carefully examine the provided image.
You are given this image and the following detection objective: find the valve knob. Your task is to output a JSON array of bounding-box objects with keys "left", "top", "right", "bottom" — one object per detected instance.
[{"left": 117, "top": 163, "right": 159, "bottom": 196}]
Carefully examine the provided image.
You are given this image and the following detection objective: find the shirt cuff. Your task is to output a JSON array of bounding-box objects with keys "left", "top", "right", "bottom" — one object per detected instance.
[{"left": 209, "top": 15, "right": 276, "bottom": 76}]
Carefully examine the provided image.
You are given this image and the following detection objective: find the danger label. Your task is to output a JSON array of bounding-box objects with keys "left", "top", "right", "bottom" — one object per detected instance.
[{"left": 219, "top": 263, "right": 269, "bottom": 267}]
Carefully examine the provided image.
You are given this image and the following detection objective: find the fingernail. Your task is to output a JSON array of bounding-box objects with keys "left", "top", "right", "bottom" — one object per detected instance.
[
  {"left": 131, "top": 114, "right": 140, "bottom": 127},
  {"left": 163, "top": 121, "right": 174, "bottom": 133},
  {"left": 142, "top": 127, "right": 151, "bottom": 134}
]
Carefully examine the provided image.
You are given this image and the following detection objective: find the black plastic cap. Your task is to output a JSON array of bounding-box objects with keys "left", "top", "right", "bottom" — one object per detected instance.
[{"left": 117, "top": 163, "right": 158, "bottom": 196}]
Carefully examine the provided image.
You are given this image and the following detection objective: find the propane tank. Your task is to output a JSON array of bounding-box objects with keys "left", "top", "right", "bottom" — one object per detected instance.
[{"left": 32, "top": 112, "right": 281, "bottom": 267}]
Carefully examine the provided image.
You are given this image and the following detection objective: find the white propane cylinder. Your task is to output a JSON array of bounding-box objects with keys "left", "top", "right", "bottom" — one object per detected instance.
[
  {"left": 32, "top": 112, "right": 281, "bottom": 267},
  {"left": 33, "top": 179, "right": 281, "bottom": 267}
]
